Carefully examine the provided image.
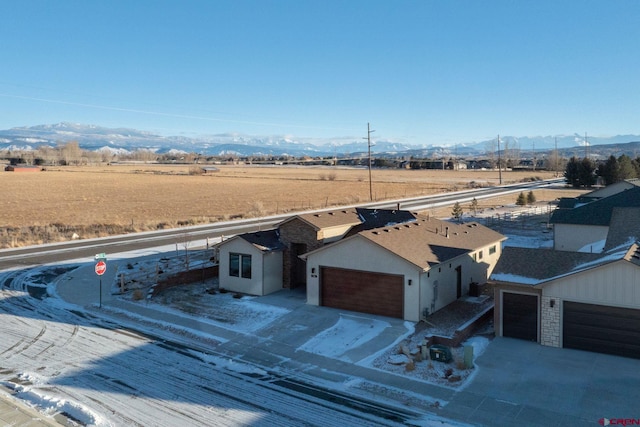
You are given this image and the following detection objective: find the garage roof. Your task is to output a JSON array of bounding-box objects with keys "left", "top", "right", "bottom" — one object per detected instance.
[{"left": 491, "top": 242, "right": 640, "bottom": 286}]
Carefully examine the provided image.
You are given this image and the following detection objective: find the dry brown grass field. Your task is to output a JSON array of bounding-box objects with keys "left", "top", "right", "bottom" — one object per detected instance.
[{"left": 0, "top": 164, "right": 583, "bottom": 247}]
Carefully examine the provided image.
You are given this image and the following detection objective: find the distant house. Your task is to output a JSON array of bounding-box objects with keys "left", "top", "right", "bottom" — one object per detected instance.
[
  {"left": 200, "top": 166, "right": 219, "bottom": 174},
  {"left": 217, "top": 230, "right": 284, "bottom": 296},
  {"left": 490, "top": 243, "right": 640, "bottom": 359},
  {"left": 302, "top": 216, "right": 506, "bottom": 321},
  {"left": 4, "top": 165, "right": 41, "bottom": 172}
]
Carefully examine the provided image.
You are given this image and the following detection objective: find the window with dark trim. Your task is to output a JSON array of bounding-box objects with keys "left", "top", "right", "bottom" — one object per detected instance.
[
  {"left": 489, "top": 245, "right": 497, "bottom": 255},
  {"left": 229, "top": 253, "right": 251, "bottom": 278}
]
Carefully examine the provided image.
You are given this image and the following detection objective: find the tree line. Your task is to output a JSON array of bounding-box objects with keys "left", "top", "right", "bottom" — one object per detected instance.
[{"left": 564, "top": 154, "right": 640, "bottom": 188}]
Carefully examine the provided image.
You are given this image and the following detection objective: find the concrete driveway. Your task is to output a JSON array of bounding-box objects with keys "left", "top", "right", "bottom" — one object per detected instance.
[{"left": 441, "top": 337, "right": 640, "bottom": 426}]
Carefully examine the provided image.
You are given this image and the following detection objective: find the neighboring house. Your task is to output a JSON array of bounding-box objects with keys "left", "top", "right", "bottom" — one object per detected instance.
[
  {"left": 550, "top": 186, "right": 640, "bottom": 252},
  {"left": 277, "top": 208, "right": 417, "bottom": 289},
  {"left": 301, "top": 216, "right": 506, "bottom": 322},
  {"left": 490, "top": 243, "right": 640, "bottom": 359},
  {"left": 217, "top": 230, "right": 284, "bottom": 296}
]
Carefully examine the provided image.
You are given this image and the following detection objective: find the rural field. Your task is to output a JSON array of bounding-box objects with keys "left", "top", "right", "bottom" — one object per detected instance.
[{"left": 0, "top": 164, "right": 582, "bottom": 247}]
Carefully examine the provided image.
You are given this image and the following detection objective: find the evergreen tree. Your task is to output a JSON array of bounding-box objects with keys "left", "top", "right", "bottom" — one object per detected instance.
[
  {"left": 564, "top": 157, "right": 581, "bottom": 188},
  {"left": 618, "top": 154, "right": 636, "bottom": 181},
  {"left": 452, "top": 201, "right": 463, "bottom": 222},
  {"left": 579, "top": 157, "right": 597, "bottom": 187},
  {"left": 470, "top": 197, "right": 478, "bottom": 215},
  {"left": 598, "top": 155, "right": 618, "bottom": 185},
  {"left": 526, "top": 191, "right": 536, "bottom": 204},
  {"left": 516, "top": 192, "right": 527, "bottom": 206}
]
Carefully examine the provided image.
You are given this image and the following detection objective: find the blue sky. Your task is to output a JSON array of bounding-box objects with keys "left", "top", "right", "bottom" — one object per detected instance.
[{"left": 1, "top": 1, "right": 638, "bottom": 145}]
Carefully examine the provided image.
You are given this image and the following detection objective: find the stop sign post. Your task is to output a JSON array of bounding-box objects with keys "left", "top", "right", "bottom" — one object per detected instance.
[{"left": 94, "top": 254, "right": 107, "bottom": 308}]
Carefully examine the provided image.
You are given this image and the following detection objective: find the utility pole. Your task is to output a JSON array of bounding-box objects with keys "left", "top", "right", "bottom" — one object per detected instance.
[
  {"left": 497, "top": 134, "right": 502, "bottom": 185},
  {"left": 554, "top": 137, "right": 558, "bottom": 177},
  {"left": 532, "top": 141, "right": 536, "bottom": 171},
  {"left": 364, "top": 123, "right": 375, "bottom": 201}
]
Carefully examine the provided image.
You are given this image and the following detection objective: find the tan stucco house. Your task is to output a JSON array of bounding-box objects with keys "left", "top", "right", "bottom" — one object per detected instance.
[{"left": 302, "top": 216, "right": 506, "bottom": 322}]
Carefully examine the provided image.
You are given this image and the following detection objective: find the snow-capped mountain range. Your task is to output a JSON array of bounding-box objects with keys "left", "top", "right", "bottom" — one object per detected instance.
[{"left": 1, "top": 122, "right": 639, "bottom": 159}]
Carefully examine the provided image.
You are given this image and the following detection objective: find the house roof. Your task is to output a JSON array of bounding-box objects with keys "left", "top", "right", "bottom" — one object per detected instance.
[
  {"left": 345, "top": 208, "right": 418, "bottom": 236},
  {"left": 550, "top": 186, "right": 640, "bottom": 226},
  {"left": 353, "top": 215, "right": 506, "bottom": 269},
  {"left": 603, "top": 207, "right": 640, "bottom": 250},
  {"left": 218, "top": 229, "right": 284, "bottom": 252},
  {"left": 239, "top": 229, "right": 284, "bottom": 252},
  {"left": 278, "top": 209, "right": 362, "bottom": 230},
  {"left": 491, "top": 242, "right": 640, "bottom": 286}
]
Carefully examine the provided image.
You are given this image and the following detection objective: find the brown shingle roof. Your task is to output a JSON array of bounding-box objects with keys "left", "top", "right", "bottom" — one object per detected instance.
[
  {"left": 280, "top": 209, "right": 362, "bottom": 230},
  {"left": 358, "top": 216, "right": 506, "bottom": 269}
]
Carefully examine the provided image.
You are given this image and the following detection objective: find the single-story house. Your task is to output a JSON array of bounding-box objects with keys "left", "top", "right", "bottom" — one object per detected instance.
[
  {"left": 217, "top": 229, "right": 284, "bottom": 296},
  {"left": 301, "top": 216, "right": 506, "bottom": 322},
  {"left": 490, "top": 242, "right": 640, "bottom": 359},
  {"left": 550, "top": 186, "right": 640, "bottom": 252}
]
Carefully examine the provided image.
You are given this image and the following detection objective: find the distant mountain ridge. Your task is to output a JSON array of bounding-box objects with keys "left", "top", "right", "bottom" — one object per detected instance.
[{"left": 0, "top": 122, "right": 639, "bottom": 159}]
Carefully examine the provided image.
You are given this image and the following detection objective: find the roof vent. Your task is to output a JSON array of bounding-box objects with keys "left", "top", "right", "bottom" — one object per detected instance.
[
  {"left": 372, "top": 231, "right": 380, "bottom": 235},
  {"left": 394, "top": 226, "right": 401, "bottom": 230},
  {"left": 314, "top": 214, "right": 321, "bottom": 217},
  {"left": 384, "top": 229, "right": 390, "bottom": 232},
  {"left": 328, "top": 212, "right": 334, "bottom": 215}
]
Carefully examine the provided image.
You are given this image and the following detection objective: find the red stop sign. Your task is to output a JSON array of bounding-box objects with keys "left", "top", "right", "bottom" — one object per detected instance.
[{"left": 95, "top": 260, "right": 107, "bottom": 276}]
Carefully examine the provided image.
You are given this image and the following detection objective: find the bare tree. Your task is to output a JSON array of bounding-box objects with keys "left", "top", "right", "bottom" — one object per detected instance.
[{"left": 59, "top": 141, "right": 82, "bottom": 166}]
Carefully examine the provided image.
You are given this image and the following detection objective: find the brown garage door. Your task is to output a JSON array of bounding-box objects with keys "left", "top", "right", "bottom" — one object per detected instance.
[
  {"left": 320, "top": 267, "right": 403, "bottom": 318},
  {"left": 563, "top": 301, "right": 640, "bottom": 359},
  {"left": 502, "top": 292, "right": 538, "bottom": 341}
]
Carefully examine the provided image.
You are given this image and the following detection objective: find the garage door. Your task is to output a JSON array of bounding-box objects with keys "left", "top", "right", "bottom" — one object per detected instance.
[
  {"left": 320, "top": 267, "right": 403, "bottom": 318},
  {"left": 502, "top": 292, "right": 538, "bottom": 341},
  {"left": 563, "top": 301, "right": 640, "bottom": 359}
]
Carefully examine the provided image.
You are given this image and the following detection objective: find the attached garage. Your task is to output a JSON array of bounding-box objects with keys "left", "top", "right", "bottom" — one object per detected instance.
[
  {"left": 320, "top": 267, "right": 404, "bottom": 318},
  {"left": 563, "top": 301, "right": 640, "bottom": 359},
  {"left": 502, "top": 292, "right": 538, "bottom": 341}
]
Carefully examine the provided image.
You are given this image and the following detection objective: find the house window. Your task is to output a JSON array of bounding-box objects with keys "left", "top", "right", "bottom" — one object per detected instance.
[
  {"left": 478, "top": 250, "right": 483, "bottom": 260},
  {"left": 230, "top": 253, "right": 252, "bottom": 278},
  {"left": 489, "top": 245, "right": 497, "bottom": 255},
  {"left": 471, "top": 253, "right": 477, "bottom": 261}
]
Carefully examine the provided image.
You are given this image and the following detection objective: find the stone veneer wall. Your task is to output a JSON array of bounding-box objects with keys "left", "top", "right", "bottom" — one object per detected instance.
[
  {"left": 541, "top": 296, "right": 561, "bottom": 347},
  {"left": 278, "top": 219, "right": 323, "bottom": 288}
]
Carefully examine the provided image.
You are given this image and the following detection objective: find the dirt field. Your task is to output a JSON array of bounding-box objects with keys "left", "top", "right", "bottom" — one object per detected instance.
[{"left": 0, "top": 164, "right": 582, "bottom": 247}]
